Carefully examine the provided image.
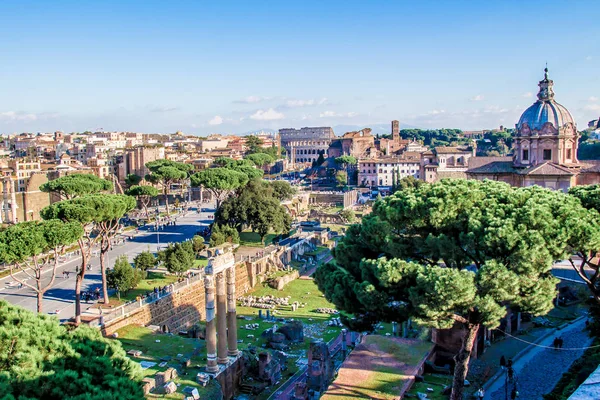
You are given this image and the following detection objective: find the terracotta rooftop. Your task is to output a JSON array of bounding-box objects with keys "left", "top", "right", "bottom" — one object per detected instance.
[
  {"left": 467, "top": 161, "right": 516, "bottom": 174},
  {"left": 434, "top": 146, "right": 472, "bottom": 154},
  {"left": 518, "top": 162, "right": 574, "bottom": 176}
]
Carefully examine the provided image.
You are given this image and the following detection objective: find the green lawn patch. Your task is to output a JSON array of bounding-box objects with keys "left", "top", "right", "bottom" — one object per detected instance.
[
  {"left": 109, "top": 271, "right": 179, "bottom": 303},
  {"left": 323, "top": 336, "right": 434, "bottom": 400},
  {"left": 239, "top": 231, "right": 278, "bottom": 247},
  {"left": 114, "top": 325, "right": 221, "bottom": 399},
  {"left": 194, "top": 258, "right": 209, "bottom": 268},
  {"left": 407, "top": 374, "right": 453, "bottom": 400},
  {"left": 305, "top": 246, "right": 329, "bottom": 256}
]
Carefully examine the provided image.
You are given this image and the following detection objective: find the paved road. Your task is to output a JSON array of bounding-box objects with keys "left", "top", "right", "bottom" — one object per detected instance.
[
  {"left": 0, "top": 206, "right": 215, "bottom": 321},
  {"left": 486, "top": 318, "right": 592, "bottom": 399},
  {"left": 552, "top": 258, "right": 595, "bottom": 284}
]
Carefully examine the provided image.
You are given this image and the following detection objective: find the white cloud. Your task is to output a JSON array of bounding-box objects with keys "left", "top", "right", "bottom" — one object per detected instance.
[
  {"left": 0, "top": 111, "right": 39, "bottom": 121},
  {"left": 424, "top": 109, "right": 446, "bottom": 116},
  {"left": 282, "top": 97, "right": 329, "bottom": 108},
  {"left": 286, "top": 99, "right": 315, "bottom": 107},
  {"left": 470, "top": 94, "right": 484, "bottom": 101},
  {"left": 584, "top": 104, "right": 600, "bottom": 112},
  {"left": 234, "top": 96, "right": 270, "bottom": 104},
  {"left": 250, "top": 108, "right": 285, "bottom": 121},
  {"left": 319, "top": 111, "right": 357, "bottom": 118},
  {"left": 208, "top": 115, "right": 223, "bottom": 125},
  {"left": 589, "top": 96, "right": 599, "bottom": 102},
  {"left": 319, "top": 111, "right": 336, "bottom": 118},
  {"left": 521, "top": 92, "right": 533, "bottom": 98},
  {"left": 586, "top": 56, "right": 593, "bottom": 61},
  {"left": 149, "top": 106, "right": 180, "bottom": 113}
]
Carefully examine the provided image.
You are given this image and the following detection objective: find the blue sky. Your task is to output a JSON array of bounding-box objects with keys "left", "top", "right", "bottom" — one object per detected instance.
[{"left": 0, "top": 0, "right": 599, "bottom": 135}]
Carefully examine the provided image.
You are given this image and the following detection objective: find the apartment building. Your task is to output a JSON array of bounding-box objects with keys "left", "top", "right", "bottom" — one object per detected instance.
[{"left": 358, "top": 157, "right": 421, "bottom": 190}]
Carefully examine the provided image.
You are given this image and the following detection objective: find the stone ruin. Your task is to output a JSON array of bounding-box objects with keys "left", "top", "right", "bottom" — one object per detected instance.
[
  {"left": 278, "top": 320, "right": 304, "bottom": 343},
  {"left": 291, "top": 381, "right": 309, "bottom": 400},
  {"left": 307, "top": 340, "right": 334, "bottom": 395},
  {"left": 238, "top": 294, "right": 290, "bottom": 309},
  {"left": 258, "top": 351, "right": 282, "bottom": 385},
  {"left": 150, "top": 367, "right": 179, "bottom": 394},
  {"left": 315, "top": 307, "right": 338, "bottom": 315},
  {"left": 260, "top": 320, "right": 305, "bottom": 350}
]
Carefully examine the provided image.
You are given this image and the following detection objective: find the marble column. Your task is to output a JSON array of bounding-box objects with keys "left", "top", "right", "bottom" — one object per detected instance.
[
  {"left": 216, "top": 272, "right": 229, "bottom": 364},
  {"left": 226, "top": 266, "right": 239, "bottom": 357},
  {"left": 204, "top": 274, "right": 218, "bottom": 373}
]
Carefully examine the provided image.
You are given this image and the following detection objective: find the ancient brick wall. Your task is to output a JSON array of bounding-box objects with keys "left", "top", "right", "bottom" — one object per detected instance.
[{"left": 103, "top": 260, "right": 256, "bottom": 336}]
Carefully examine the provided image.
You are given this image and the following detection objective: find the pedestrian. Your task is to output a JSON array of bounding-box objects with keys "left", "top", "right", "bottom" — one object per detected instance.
[
  {"left": 476, "top": 388, "right": 485, "bottom": 399},
  {"left": 558, "top": 336, "right": 564, "bottom": 349},
  {"left": 507, "top": 366, "right": 514, "bottom": 382},
  {"left": 511, "top": 387, "right": 519, "bottom": 399},
  {"left": 65, "top": 271, "right": 70, "bottom": 279},
  {"left": 553, "top": 337, "right": 559, "bottom": 349},
  {"left": 17, "top": 282, "right": 23, "bottom": 289},
  {"left": 500, "top": 355, "right": 507, "bottom": 369}
]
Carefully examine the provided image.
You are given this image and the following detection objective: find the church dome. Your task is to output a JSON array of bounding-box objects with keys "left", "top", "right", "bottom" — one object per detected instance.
[{"left": 517, "top": 68, "right": 575, "bottom": 131}]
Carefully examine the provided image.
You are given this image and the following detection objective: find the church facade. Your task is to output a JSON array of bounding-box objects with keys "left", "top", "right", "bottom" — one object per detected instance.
[{"left": 467, "top": 68, "right": 600, "bottom": 191}]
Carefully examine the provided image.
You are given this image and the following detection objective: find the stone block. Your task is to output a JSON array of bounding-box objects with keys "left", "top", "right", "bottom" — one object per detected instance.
[
  {"left": 278, "top": 320, "right": 304, "bottom": 343},
  {"left": 166, "top": 367, "right": 178, "bottom": 380},
  {"left": 154, "top": 372, "right": 167, "bottom": 387},
  {"left": 141, "top": 377, "right": 155, "bottom": 395},
  {"left": 163, "top": 381, "right": 177, "bottom": 394}
]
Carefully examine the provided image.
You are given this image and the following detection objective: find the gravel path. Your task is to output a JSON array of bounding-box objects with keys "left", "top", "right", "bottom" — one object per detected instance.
[{"left": 489, "top": 324, "right": 592, "bottom": 399}]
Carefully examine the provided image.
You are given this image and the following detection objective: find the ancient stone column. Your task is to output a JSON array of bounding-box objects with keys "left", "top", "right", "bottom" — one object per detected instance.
[
  {"left": 216, "top": 272, "right": 229, "bottom": 364},
  {"left": 204, "top": 274, "right": 218, "bottom": 373},
  {"left": 226, "top": 266, "right": 239, "bottom": 357}
]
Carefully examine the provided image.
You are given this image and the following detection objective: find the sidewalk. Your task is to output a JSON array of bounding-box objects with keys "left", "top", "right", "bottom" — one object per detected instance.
[{"left": 484, "top": 317, "right": 592, "bottom": 399}]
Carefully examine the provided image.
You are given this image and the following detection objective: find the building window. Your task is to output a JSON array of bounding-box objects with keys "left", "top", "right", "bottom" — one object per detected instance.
[
  {"left": 522, "top": 149, "right": 529, "bottom": 161},
  {"left": 379, "top": 179, "right": 383, "bottom": 185},
  {"left": 566, "top": 149, "right": 572, "bottom": 159},
  {"left": 543, "top": 149, "right": 552, "bottom": 160}
]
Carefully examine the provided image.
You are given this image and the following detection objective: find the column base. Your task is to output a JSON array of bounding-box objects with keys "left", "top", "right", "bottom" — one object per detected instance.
[
  {"left": 217, "top": 357, "right": 229, "bottom": 365},
  {"left": 228, "top": 349, "right": 239, "bottom": 357},
  {"left": 206, "top": 354, "right": 219, "bottom": 373}
]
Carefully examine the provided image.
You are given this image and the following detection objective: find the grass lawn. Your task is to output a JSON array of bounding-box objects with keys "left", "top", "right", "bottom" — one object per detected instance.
[
  {"left": 321, "top": 223, "right": 347, "bottom": 233},
  {"left": 234, "top": 278, "right": 343, "bottom": 399},
  {"left": 323, "top": 336, "right": 434, "bottom": 400},
  {"left": 406, "top": 374, "right": 452, "bottom": 400},
  {"left": 114, "top": 325, "right": 222, "bottom": 399},
  {"left": 194, "top": 258, "right": 209, "bottom": 268},
  {"left": 238, "top": 279, "right": 338, "bottom": 321},
  {"left": 239, "top": 231, "right": 278, "bottom": 247},
  {"left": 109, "top": 271, "right": 179, "bottom": 304},
  {"left": 305, "top": 246, "right": 330, "bottom": 256}
]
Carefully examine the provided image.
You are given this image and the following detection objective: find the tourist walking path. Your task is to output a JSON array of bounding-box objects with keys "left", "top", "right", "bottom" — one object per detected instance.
[{"left": 486, "top": 318, "right": 592, "bottom": 399}]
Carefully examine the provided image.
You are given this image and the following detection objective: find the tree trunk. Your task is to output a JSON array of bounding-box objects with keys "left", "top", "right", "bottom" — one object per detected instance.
[
  {"left": 100, "top": 237, "right": 110, "bottom": 305},
  {"left": 36, "top": 274, "right": 43, "bottom": 313},
  {"left": 164, "top": 186, "right": 170, "bottom": 215},
  {"left": 37, "top": 291, "right": 43, "bottom": 314},
  {"left": 142, "top": 198, "right": 150, "bottom": 220},
  {"left": 450, "top": 324, "right": 480, "bottom": 400},
  {"left": 74, "top": 239, "right": 88, "bottom": 325}
]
